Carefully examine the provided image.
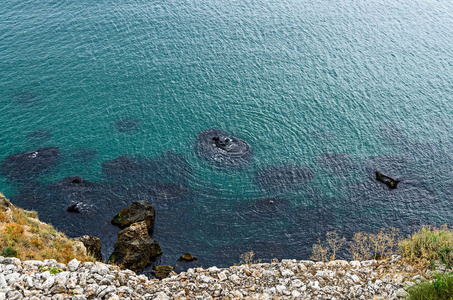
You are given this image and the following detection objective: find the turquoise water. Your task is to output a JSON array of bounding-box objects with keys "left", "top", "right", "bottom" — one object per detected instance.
[{"left": 1, "top": 0, "right": 453, "bottom": 270}]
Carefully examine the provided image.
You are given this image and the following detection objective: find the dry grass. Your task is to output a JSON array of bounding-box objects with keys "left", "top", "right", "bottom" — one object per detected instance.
[
  {"left": 0, "top": 193, "right": 95, "bottom": 263},
  {"left": 311, "top": 228, "right": 400, "bottom": 262},
  {"left": 238, "top": 251, "right": 262, "bottom": 265},
  {"left": 310, "top": 230, "right": 346, "bottom": 262},
  {"left": 399, "top": 225, "right": 453, "bottom": 268}
]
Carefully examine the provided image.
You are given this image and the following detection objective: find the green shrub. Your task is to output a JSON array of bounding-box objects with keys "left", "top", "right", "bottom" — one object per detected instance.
[
  {"left": 1, "top": 246, "right": 18, "bottom": 257},
  {"left": 399, "top": 225, "right": 453, "bottom": 268},
  {"left": 407, "top": 272, "right": 453, "bottom": 300}
]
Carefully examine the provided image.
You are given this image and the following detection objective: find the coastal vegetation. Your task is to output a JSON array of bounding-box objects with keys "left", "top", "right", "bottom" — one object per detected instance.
[
  {"left": 311, "top": 226, "right": 453, "bottom": 300},
  {"left": 0, "top": 193, "right": 94, "bottom": 263}
]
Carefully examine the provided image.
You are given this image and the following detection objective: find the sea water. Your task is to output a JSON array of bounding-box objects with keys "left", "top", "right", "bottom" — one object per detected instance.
[{"left": 1, "top": 0, "right": 453, "bottom": 272}]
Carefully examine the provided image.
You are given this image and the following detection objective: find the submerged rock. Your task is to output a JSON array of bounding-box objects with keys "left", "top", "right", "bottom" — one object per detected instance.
[
  {"left": 102, "top": 152, "right": 192, "bottom": 186},
  {"left": 74, "top": 235, "right": 103, "bottom": 262},
  {"left": 109, "top": 221, "right": 162, "bottom": 271},
  {"left": 195, "top": 129, "right": 252, "bottom": 168},
  {"left": 0, "top": 147, "right": 60, "bottom": 181},
  {"left": 13, "top": 91, "right": 40, "bottom": 106},
  {"left": 26, "top": 129, "right": 52, "bottom": 144},
  {"left": 111, "top": 200, "right": 156, "bottom": 231},
  {"left": 49, "top": 176, "right": 97, "bottom": 213},
  {"left": 255, "top": 164, "right": 315, "bottom": 194},
  {"left": 114, "top": 118, "right": 140, "bottom": 133}
]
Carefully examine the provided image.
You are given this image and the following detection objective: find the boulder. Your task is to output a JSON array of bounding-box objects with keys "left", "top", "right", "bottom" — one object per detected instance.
[
  {"left": 109, "top": 221, "right": 162, "bottom": 271},
  {"left": 178, "top": 253, "right": 197, "bottom": 262},
  {"left": 151, "top": 265, "right": 175, "bottom": 279},
  {"left": 111, "top": 200, "right": 156, "bottom": 231},
  {"left": 74, "top": 235, "right": 103, "bottom": 262}
]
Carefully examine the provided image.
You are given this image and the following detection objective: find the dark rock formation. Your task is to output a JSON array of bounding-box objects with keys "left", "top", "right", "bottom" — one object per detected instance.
[
  {"left": 178, "top": 253, "right": 197, "bottom": 262},
  {"left": 151, "top": 265, "right": 175, "bottom": 279},
  {"left": 49, "top": 176, "right": 97, "bottom": 214},
  {"left": 255, "top": 164, "right": 315, "bottom": 194},
  {"left": 109, "top": 221, "right": 162, "bottom": 271},
  {"left": 0, "top": 147, "right": 60, "bottom": 182},
  {"left": 74, "top": 235, "right": 103, "bottom": 261},
  {"left": 67, "top": 203, "right": 81, "bottom": 213},
  {"left": 111, "top": 200, "right": 156, "bottom": 231},
  {"left": 195, "top": 129, "right": 252, "bottom": 168}
]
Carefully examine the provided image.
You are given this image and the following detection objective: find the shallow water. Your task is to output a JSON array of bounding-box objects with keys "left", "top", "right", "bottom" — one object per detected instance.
[{"left": 1, "top": 0, "right": 453, "bottom": 273}]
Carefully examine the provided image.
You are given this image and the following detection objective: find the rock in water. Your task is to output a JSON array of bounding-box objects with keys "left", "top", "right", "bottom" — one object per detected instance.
[
  {"left": 195, "top": 129, "right": 252, "bottom": 168},
  {"left": 109, "top": 221, "right": 162, "bottom": 271},
  {"left": 0, "top": 147, "right": 60, "bottom": 182},
  {"left": 151, "top": 265, "right": 175, "bottom": 279},
  {"left": 111, "top": 200, "right": 156, "bottom": 231},
  {"left": 178, "top": 253, "right": 197, "bottom": 262},
  {"left": 74, "top": 235, "right": 103, "bottom": 262}
]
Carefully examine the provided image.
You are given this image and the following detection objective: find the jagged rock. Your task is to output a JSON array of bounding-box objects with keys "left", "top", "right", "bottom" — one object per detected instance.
[
  {"left": 151, "top": 265, "right": 175, "bottom": 279},
  {"left": 195, "top": 129, "right": 252, "bottom": 168},
  {"left": 109, "top": 221, "right": 161, "bottom": 271},
  {"left": 111, "top": 200, "right": 155, "bottom": 231},
  {"left": 74, "top": 236, "right": 103, "bottom": 262},
  {"left": 178, "top": 253, "right": 197, "bottom": 262}
]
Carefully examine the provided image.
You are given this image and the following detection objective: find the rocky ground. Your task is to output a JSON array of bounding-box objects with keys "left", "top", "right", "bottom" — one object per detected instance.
[{"left": 0, "top": 254, "right": 435, "bottom": 299}]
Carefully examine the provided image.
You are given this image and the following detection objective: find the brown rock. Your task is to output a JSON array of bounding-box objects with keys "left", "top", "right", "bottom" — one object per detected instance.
[
  {"left": 111, "top": 200, "right": 156, "bottom": 231},
  {"left": 152, "top": 265, "right": 175, "bottom": 279},
  {"left": 74, "top": 235, "right": 103, "bottom": 261},
  {"left": 178, "top": 253, "right": 197, "bottom": 262},
  {"left": 109, "top": 221, "right": 161, "bottom": 271}
]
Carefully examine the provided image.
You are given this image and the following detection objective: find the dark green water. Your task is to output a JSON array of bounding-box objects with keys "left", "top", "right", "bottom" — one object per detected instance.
[{"left": 1, "top": 0, "right": 453, "bottom": 271}]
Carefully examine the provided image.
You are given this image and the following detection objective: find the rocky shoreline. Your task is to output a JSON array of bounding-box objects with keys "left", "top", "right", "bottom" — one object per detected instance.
[{"left": 0, "top": 254, "right": 433, "bottom": 299}]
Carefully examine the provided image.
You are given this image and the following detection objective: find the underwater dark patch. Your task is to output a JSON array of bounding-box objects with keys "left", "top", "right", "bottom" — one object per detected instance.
[
  {"left": 255, "top": 164, "right": 315, "bottom": 194},
  {"left": 195, "top": 129, "right": 252, "bottom": 168},
  {"left": 0, "top": 147, "right": 60, "bottom": 182},
  {"left": 13, "top": 92, "right": 40, "bottom": 106},
  {"left": 114, "top": 118, "right": 140, "bottom": 133},
  {"left": 26, "top": 129, "right": 52, "bottom": 144}
]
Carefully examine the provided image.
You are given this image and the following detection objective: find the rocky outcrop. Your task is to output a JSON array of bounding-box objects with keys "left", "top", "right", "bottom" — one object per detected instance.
[
  {"left": 73, "top": 236, "right": 103, "bottom": 262},
  {"left": 195, "top": 129, "right": 252, "bottom": 168},
  {"left": 111, "top": 200, "right": 155, "bottom": 231},
  {"left": 151, "top": 265, "right": 175, "bottom": 279},
  {"left": 109, "top": 221, "right": 161, "bottom": 271},
  {"left": 178, "top": 253, "right": 197, "bottom": 262}
]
